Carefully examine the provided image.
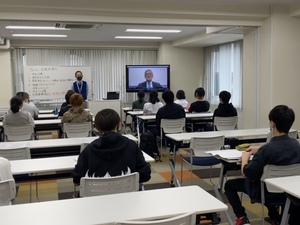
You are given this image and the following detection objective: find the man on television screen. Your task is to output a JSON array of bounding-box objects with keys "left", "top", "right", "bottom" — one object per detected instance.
[{"left": 136, "top": 70, "right": 163, "bottom": 90}]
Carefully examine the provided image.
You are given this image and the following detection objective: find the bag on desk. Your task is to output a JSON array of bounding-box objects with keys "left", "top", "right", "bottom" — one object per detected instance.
[{"left": 139, "top": 131, "right": 161, "bottom": 162}]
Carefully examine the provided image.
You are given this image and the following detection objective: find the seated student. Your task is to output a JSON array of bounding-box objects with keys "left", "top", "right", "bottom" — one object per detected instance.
[
  {"left": 213, "top": 90, "right": 237, "bottom": 119},
  {"left": 143, "top": 90, "right": 163, "bottom": 115},
  {"left": 61, "top": 93, "right": 93, "bottom": 127},
  {"left": 15, "top": 92, "right": 39, "bottom": 119},
  {"left": 188, "top": 87, "right": 210, "bottom": 113},
  {"left": 224, "top": 105, "right": 300, "bottom": 225},
  {"left": 72, "top": 108, "right": 151, "bottom": 185},
  {"left": 59, "top": 90, "right": 75, "bottom": 117},
  {"left": 155, "top": 90, "right": 186, "bottom": 154},
  {"left": 188, "top": 87, "right": 210, "bottom": 131},
  {"left": 3, "top": 96, "right": 34, "bottom": 127},
  {"left": 132, "top": 90, "right": 147, "bottom": 111},
  {"left": 174, "top": 90, "right": 189, "bottom": 109},
  {"left": 0, "top": 157, "right": 14, "bottom": 181},
  {"left": 132, "top": 90, "right": 147, "bottom": 133}
]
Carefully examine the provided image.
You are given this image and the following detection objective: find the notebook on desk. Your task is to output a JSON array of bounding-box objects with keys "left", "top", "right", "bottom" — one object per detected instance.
[{"left": 103, "top": 91, "right": 120, "bottom": 100}]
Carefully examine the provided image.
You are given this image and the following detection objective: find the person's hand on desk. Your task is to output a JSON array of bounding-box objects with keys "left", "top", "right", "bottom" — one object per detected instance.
[
  {"left": 241, "top": 151, "right": 251, "bottom": 176},
  {"left": 245, "top": 145, "right": 260, "bottom": 154}
]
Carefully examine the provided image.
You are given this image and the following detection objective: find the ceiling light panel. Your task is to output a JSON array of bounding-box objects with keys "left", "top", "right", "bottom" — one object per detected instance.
[
  {"left": 126, "top": 29, "right": 181, "bottom": 33},
  {"left": 12, "top": 34, "right": 67, "bottom": 37},
  {"left": 6, "top": 26, "right": 70, "bottom": 30}
]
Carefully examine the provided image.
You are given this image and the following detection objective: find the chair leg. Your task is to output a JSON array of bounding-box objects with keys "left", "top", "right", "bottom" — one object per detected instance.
[
  {"left": 180, "top": 157, "right": 185, "bottom": 185},
  {"left": 35, "top": 180, "right": 40, "bottom": 202},
  {"left": 190, "top": 164, "right": 193, "bottom": 185},
  {"left": 30, "top": 181, "right": 32, "bottom": 203}
]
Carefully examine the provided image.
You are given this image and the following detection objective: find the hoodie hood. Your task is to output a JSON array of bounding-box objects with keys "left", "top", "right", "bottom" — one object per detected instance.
[{"left": 89, "top": 132, "right": 129, "bottom": 161}]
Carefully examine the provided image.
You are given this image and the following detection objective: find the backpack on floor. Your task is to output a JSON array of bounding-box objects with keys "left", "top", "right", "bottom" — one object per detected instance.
[{"left": 139, "top": 131, "right": 161, "bottom": 162}]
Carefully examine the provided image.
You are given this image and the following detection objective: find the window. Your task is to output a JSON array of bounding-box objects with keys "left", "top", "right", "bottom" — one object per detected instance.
[{"left": 204, "top": 41, "right": 242, "bottom": 109}]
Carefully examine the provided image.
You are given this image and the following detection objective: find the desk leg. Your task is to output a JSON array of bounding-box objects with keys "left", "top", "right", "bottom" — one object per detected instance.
[
  {"left": 168, "top": 159, "right": 180, "bottom": 187},
  {"left": 123, "top": 112, "right": 128, "bottom": 134},
  {"left": 218, "top": 164, "right": 225, "bottom": 191},
  {"left": 169, "top": 143, "right": 178, "bottom": 187},
  {"left": 280, "top": 197, "right": 291, "bottom": 225},
  {"left": 213, "top": 185, "right": 234, "bottom": 225}
]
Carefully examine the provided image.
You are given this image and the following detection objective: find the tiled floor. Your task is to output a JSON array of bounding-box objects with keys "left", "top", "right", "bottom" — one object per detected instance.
[{"left": 14, "top": 131, "right": 274, "bottom": 224}]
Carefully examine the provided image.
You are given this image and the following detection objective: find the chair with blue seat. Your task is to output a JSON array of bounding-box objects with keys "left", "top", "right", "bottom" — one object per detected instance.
[{"left": 180, "top": 135, "right": 225, "bottom": 184}]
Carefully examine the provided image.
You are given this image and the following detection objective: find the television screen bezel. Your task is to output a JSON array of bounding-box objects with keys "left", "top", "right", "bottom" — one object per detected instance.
[{"left": 126, "top": 64, "right": 170, "bottom": 92}]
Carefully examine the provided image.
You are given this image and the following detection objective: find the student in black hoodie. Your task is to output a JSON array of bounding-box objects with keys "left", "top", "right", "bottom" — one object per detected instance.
[
  {"left": 213, "top": 90, "right": 237, "bottom": 120},
  {"left": 72, "top": 109, "right": 151, "bottom": 185}
]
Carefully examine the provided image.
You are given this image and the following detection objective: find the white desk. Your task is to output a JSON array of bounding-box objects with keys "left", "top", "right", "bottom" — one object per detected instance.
[
  {"left": 38, "top": 109, "right": 54, "bottom": 114},
  {"left": 138, "top": 112, "right": 213, "bottom": 132},
  {"left": 138, "top": 112, "right": 213, "bottom": 121},
  {"left": 10, "top": 155, "right": 77, "bottom": 175},
  {"left": 265, "top": 176, "right": 300, "bottom": 225},
  {"left": 165, "top": 128, "right": 271, "bottom": 142},
  {"left": 37, "top": 114, "right": 58, "bottom": 119},
  {"left": 0, "top": 185, "right": 227, "bottom": 225},
  {"left": 11, "top": 151, "right": 153, "bottom": 176},
  {"left": 0, "top": 118, "right": 61, "bottom": 127},
  {"left": 0, "top": 134, "right": 154, "bottom": 162}
]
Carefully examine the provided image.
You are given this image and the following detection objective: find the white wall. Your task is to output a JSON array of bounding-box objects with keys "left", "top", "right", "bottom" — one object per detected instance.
[
  {"left": 157, "top": 42, "right": 204, "bottom": 104},
  {"left": 0, "top": 50, "right": 13, "bottom": 106},
  {"left": 242, "top": 6, "right": 300, "bottom": 129}
]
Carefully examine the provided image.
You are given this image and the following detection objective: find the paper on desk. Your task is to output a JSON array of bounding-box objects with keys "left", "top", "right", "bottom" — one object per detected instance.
[
  {"left": 206, "top": 150, "right": 242, "bottom": 160},
  {"left": 0, "top": 142, "right": 29, "bottom": 149},
  {"left": 80, "top": 137, "right": 98, "bottom": 143}
]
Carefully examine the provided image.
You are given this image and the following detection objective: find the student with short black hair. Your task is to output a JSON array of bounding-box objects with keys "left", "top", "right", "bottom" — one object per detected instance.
[
  {"left": 225, "top": 105, "right": 300, "bottom": 225},
  {"left": 59, "top": 90, "right": 75, "bottom": 117},
  {"left": 155, "top": 90, "right": 186, "bottom": 154},
  {"left": 132, "top": 90, "right": 146, "bottom": 110},
  {"left": 213, "top": 90, "right": 237, "bottom": 118},
  {"left": 188, "top": 87, "right": 210, "bottom": 113},
  {"left": 72, "top": 108, "right": 151, "bottom": 185}
]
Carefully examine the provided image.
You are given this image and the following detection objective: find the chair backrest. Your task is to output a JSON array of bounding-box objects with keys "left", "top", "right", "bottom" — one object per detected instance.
[
  {"left": 288, "top": 130, "right": 298, "bottom": 139},
  {"left": 0, "top": 179, "right": 16, "bottom": 206},
  {"left": 266, "top": 130, "right": 298, "bottom": 143},
  {"left": 261, "top": 163, "right": 300, "bottom": 193},
  {"left": 3, "top": 125, "right": 34, "bottom": 141},
  {"left": 80, "top": 172, "right": 140, "bottom": 197},
  {"left": 160, "top": 118, "right": 186, "bottom": 134},
  {"left": 190, "top": 136, "right": 225, "bottom": 157},
  {"left": 0, "top": 147, "right": 31, "bottom": 160},
  {"left": 115, "top": 211, "right": 196, "bottom": 225},
  {"left": 80, "top": 143, "right": 89, "bottom": 152},
  {"left": 63, "top": 122, "right": 92, "bottom": 138},
  {"left": 214, "top": 116, "right": 238, "bottom": 131}
]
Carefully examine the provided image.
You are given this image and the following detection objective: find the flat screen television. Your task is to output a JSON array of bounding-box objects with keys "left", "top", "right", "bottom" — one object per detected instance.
[{"left": 126, "top": 65, "right": 170, "bottom": 92}]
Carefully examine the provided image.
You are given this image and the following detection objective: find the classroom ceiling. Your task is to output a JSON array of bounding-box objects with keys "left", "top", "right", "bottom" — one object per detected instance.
[{"left": 0, "top": 0, "right": 299, "bottom": 48}]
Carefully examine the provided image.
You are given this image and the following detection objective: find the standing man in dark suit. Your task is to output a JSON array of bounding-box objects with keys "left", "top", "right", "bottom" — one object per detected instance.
[
  {"left": 136, "top": 69, "right": 163, "bottom": 90},
  {"left": 71, "top": 70, "right": 88, "bottom": 100}
]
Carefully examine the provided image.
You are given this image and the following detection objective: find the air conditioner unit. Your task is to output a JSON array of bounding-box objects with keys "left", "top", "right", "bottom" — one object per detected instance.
[{"left": 55, "top": 23, "right": 101, "bottom": 29}]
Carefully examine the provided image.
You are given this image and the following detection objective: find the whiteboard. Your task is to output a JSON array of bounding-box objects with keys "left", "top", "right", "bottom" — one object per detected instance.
[{"left": 24, "top": 66, "right": 91, "bottom": 100}]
